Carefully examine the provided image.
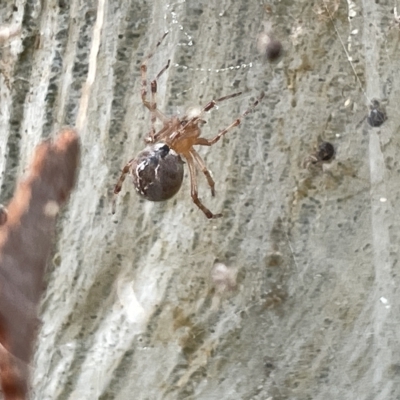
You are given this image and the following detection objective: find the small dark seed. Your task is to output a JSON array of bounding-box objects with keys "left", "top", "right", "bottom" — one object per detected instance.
[
  {"left": 266, "top": 40, "right": 283, "bottom": 62},
  {"left": 367, "top": 100, "right": 386, "bottom": 127},
  {"left": 368, "top": 109, "right": 386, "bottom": 127},
  {"left": 317, "top": 142, "right": 335, "bottom": 162}
]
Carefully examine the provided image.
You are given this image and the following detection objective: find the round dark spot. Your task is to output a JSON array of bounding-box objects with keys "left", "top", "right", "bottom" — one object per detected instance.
[
  {"left": 368, "top": 100, "right": 386, "bottom": 127},
  {"left": 368, "top": 109, "right": 386, "bottom": 127},
  {"left": 317, "top": 142, "right": 335, "bottom": 162},
  {"left": 266, "top": 40, "right": 283, "bottom": 62}
]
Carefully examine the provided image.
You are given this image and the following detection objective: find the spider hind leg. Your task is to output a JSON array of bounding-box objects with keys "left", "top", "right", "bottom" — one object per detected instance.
[
  {"left": 196, "top": 91, "right": 265, "bottom": 146},
  {"left": 190, "top": 148, "right": 216, "bottom": 197},
  {"left": 186, "top": 152, "right": 222, "bottom": 219},
  {"left": 112, "top": 160, "right": 134, "bottom": 214}
]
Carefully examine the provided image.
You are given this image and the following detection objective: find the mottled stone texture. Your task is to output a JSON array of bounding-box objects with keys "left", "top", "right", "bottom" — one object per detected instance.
[{"left": 1, "top": 1, "right": 400, "bottom": 399}]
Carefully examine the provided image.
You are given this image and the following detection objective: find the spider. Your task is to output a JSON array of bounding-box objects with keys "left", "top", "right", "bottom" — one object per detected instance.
[{"left": 113, "top": 32, "right": 264, "bottom": 219}]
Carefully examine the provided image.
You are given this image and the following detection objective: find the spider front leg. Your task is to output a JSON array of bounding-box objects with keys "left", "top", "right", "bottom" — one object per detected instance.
[
  {"left": 185, "top": 152, "right": 222, "bottom": 219},
  {"left": 140, "top": 32, "right": 170, "bottom": 141},
  {"left": 171, "top": 92, "right": 243, "bottom": 143},
  {"left": 195, "top": 92, "right": 265, "bottom": 146}
]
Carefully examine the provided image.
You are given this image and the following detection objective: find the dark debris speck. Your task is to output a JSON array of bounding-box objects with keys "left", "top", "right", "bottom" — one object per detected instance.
[{"left": 367, "top": 100, "right": 386, "bottom": 127}]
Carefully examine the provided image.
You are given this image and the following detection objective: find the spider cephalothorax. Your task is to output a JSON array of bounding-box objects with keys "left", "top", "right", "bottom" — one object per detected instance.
[{"left": 113, "top": 33, "right": 263, "bottom": 219}]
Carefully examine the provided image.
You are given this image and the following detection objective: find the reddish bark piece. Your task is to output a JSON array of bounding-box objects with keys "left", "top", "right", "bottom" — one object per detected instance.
[
  {"left": 0, "top": 128, "right": 80, "bottom": 399},
  {"left": 0, "top": 206, "right": 8, "bottom": 226}
]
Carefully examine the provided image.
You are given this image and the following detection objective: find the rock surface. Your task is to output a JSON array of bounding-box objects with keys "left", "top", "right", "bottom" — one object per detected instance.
[{"left": 1, "top": 0, "right": 399, "bottom": 399}]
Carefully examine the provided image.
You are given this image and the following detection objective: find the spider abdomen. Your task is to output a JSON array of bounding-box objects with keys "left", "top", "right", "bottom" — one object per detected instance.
[{"left": 131, "top": 143, "right": 184, "bottom": 202}]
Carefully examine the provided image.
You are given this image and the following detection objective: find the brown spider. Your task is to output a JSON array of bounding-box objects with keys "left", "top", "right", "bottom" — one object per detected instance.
[{"left": 113, "top": 33, "right": 264, "bottom": 219}]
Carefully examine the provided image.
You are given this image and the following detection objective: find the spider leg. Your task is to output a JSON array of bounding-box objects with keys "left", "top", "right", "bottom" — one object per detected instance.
[
  {"left": 302, "top": 155, "right": 320, "bottom": 169},
  {"left": 112, "top": 160, "right": 134, "bottom": 214},
  {"left": 190, "top": 148, "right": 216, "bottom": 197},
  {"left": 170, "top": 92, "right": 243, "bottom": 144},
  {"left": 140, "top": 32, "right": 170, "bottom": 141},
  {"left": 149, "top": 60, "right": 171, "bottom": 141},
  {"left": 195, "top": 92, "right": 265, "bottom": 146},
  {"left": 185, "top": 152, "right": 222, "bottom": 219},
  {"left": 140, "top": 32, "right": 168, "bottom": 103},
  {"left": 151, "top": 61, "right": 171, "bottom": 113},
  {"left": 202, "top": 92, "right": 243, "bottom": 113}
]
